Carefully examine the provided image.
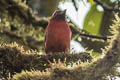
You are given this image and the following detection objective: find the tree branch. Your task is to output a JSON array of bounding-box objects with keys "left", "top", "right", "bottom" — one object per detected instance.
[
  {"left": 0, "top": 0, "right": 108, "bottom": 42},
  {"left": 0, "top": 0, "right": 48, "bottom": 29},
  {"left": 13, "top": 14, "right": 120, "bottom": 80},
  {"left": 0, "top": 43, "right": 92, "bottom": 78},
  {"left": 71, "top": 0, "right": 78, "bottom": 11},
  {"left": 79, "top": 32, "right": 108, "bottom": 41},
  {"left": 69, "top": 24, "right": 109, "bottom": 41},
  {"left": 94, "top": 0, "right": 120, "bottom": 11}
]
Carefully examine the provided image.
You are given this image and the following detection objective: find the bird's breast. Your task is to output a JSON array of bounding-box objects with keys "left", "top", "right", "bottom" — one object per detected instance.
[
  {"left": 45, "top": 20, "right": 72, "bottom": 53},
  {"left": 47, "top": 21, "right": 71, "bottom": 43}
]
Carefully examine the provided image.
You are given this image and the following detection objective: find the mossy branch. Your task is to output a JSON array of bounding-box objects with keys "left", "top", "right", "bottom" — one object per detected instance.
[
  {"left": 0, "top": 42, "right": 92, "bottom": 79},
  {"left": 0, "top": 0, "right": 107, "bottom": 40},
  {"left": 0, "top": 0, "right": 48, "bottom": 28},
  {"left": 1, "top": 0, "right": 120, "bottom": 80},
  {"left": 12, "top": 14, "right": 120, "bottom": 80}
]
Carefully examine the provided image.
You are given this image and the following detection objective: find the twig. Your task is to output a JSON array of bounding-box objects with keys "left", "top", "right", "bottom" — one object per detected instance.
[
  {"left": 70, "top": 23, "right": 109, "bottom": 40},
  {"left": 69, "top": 22, "right": 109, "bottom": 41},
  {"left": 79, "top": 32, "right": 109, "bottom": 40},
  {"left": 94, "top": 0, "right": 120, "bottom": 11},
  {"left": 72, "top": 0, "right": 78, "bottom": 11}
]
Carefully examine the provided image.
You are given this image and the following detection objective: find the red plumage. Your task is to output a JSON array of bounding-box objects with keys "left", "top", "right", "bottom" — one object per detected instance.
[{"left": 44, "top": 10, "right": 72, "bottom": 54}]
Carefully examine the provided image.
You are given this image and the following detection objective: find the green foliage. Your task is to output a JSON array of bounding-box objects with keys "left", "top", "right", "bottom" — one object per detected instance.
[
  {"left": 86, "top": 50, "right": 101, "bottom": 58},
  {"left": 83, "top": 5, "right": 103, "bottom": 35},
  {"left": 87, "top": 0, "right": 96, "bottom": 5},
  {"left": 82, "top": 4, "right": 105, "bottom": 53}
]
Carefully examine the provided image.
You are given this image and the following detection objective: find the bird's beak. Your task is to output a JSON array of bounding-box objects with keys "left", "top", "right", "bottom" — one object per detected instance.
[
  {"left": 62, "top": 9, "right": 67, "bottom": 15},
  {"left": 60, "top": 9, "right": 67, "bottom": 20},
  {"left": 63, "top": 9, "right": 67, "bottom": 13}
]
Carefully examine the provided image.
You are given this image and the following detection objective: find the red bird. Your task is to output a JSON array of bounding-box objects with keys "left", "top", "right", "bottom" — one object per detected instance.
[{"left": 44, "top": 10, "right": 72, "bottom": 54}]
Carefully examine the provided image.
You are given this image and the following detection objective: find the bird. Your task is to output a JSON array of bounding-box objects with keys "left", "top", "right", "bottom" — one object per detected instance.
[{"left": 44, "top": 9, "right": 72, "bottom": 54}]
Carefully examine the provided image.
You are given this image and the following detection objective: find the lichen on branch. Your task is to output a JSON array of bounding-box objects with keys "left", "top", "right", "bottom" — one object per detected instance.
[
  {"left": 12, "top": 14, "right": 120, "bottom": 80},
  {"left": 0, "top": 42, "right": 92, "bottom": 79},
  {"left": 0, "top": 0, "right": 49, "bottom": 51}
]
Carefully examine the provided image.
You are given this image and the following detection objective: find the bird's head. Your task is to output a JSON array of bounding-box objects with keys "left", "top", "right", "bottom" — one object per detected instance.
[{"left": 51, "top": 9, "right": 67, "bottom": 21}]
